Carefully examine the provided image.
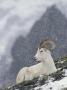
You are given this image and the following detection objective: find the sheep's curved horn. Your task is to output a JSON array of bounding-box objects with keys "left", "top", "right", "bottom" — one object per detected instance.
[{"left": 39, "top": 39, "right": 56, "bottom": 50}]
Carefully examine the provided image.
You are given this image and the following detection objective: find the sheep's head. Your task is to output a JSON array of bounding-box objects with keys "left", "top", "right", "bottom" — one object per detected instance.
[{"left": 34, "top": 39, "right": 56, "bottom": 62}]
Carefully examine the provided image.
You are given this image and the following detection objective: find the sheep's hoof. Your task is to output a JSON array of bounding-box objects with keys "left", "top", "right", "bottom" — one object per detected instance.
[
  {"left": 50, "top": 69, "right": 65, "bottom": 81},
  {"left": 35, "top": 75, "right": 48, "bottom": 86}
]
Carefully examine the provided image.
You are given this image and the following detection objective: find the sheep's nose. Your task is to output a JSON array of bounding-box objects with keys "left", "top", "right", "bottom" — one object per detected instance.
[
  {"left": 34, "top": 55, "right": 37, "bottom": 59},
  {"left": 33, "top": 55, "right": 37, "bottom": 60}
]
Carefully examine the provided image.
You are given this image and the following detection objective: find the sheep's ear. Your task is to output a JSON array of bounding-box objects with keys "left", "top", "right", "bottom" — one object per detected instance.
[{"left": 39, "top": 39, "right": 56, "bottom": 50}]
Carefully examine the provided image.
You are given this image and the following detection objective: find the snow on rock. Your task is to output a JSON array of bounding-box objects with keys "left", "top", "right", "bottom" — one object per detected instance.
[{"left": 34, "top": 69, "right": 67, "bottom": 90}]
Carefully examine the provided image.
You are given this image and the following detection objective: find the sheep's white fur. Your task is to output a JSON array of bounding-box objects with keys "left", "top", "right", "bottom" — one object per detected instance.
[{"left": 16, "top": 44, "right": 57, "bottom": 84}]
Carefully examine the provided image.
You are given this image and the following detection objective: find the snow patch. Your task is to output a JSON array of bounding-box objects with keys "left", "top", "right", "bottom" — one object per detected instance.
[{"left": 35, "top": 69, "right": 67, "bottom": 90}]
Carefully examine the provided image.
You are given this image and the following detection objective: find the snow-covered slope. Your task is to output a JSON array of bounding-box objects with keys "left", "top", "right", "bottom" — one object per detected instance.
[
  {"left": 35, "top": 71, "right": 67, "bottom": 90},
  {"left": 6, "top": 67, "right": 67, "bottom": 90}
]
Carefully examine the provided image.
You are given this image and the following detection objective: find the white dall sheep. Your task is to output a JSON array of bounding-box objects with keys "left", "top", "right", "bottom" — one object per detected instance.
[{"left": 16, "top": 39, "right": 57, "bottom": 84}]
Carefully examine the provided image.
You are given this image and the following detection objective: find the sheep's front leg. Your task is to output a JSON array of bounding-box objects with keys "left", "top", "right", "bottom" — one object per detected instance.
[
  {"left": 38, "top": 74, "right": 48, "bottom": 80},
  {"left": 36, "top": 74, "right": 48, "bottom": 86},
  {"left": 16, "top": 67, "right": 29, "bottom": 84}
]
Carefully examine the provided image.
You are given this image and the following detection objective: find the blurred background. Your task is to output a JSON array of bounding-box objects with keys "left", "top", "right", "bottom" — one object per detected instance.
[{"left": 0, "top": 0, "right": 67, "bottom": 87}]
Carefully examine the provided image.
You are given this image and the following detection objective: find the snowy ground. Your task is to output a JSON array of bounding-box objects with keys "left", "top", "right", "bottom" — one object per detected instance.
[{"left": 34, "top": 69, "right": 67, "bottom": 90}]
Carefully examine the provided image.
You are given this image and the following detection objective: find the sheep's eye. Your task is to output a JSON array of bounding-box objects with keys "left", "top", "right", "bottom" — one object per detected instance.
[{"left": 40, "top": 50, "right": 43, "bottom": 52}]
